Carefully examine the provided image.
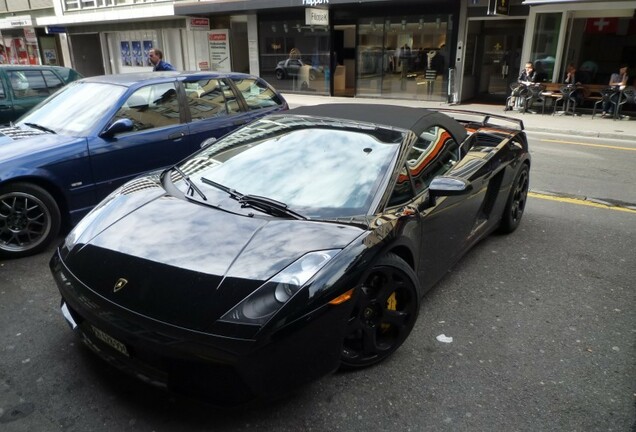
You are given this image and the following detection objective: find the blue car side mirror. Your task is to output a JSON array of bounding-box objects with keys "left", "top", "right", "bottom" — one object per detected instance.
[{"left": 100, "top": 118, "right": 134, "bottom": 139}]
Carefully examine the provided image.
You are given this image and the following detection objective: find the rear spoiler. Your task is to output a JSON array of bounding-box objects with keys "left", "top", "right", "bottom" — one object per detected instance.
[{"left": 436, "top": 108, "right": 525, "bottom": 132}]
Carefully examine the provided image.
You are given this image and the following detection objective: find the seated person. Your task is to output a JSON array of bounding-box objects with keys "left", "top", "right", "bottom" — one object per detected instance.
[
  {"left": 505, "top": 62, "right": 538, "bottom": 111},
  {"left": 563, "top": 63, "right": 589, "bottom": 107},
  {"left": 601, "top": 64, "right": 629, "bottom": 118}
]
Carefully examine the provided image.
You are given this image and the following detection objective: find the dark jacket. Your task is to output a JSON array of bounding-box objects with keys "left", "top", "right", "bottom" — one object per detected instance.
[
  {"left": 518, "top": 69, "right": 538, "bottom": 83},
  {"left": 153, "top": 60, "right": 176, "bottom": 72}
]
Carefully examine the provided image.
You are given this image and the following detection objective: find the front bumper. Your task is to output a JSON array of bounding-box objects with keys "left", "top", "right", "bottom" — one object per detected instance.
[{"left": 50, "top": 250, "right": 352, "bottom": 403}]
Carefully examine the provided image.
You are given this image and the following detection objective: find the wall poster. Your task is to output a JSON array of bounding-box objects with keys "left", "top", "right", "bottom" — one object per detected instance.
[
  {"left": 120, "top": 41, "right": 131, "bottom": 66},
  {"left": 207, "top": 29, "right": 231, "bottom": 72}
]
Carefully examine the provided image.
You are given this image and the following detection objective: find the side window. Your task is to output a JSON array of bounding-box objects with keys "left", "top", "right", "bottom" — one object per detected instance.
[
  {"left": 184, "top": 78, "right": 229, "bottom": 121},
  {"left": 231, "top": 77, "right": 283, "bottom": 110},
  {"left": 42, "top": 71, "right": 64, "bottom": 93},
  {"left": 407, "top": 126, "right": 459, "bottom": 195},
  {"left": 387, "top": 164, "right": 414, "bottom": 208},
  {"left": 112, "top": 82, "right": 180, "bottom": 131},
  {"left": 9, "top": 70, "right": 48, "bottom": 98}
]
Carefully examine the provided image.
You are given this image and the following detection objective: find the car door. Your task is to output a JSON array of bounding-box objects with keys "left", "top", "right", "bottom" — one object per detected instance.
[
  {"left": 182, "top": 76, "right": 250, "bottom": 148},
  {"left": 392, "top": 125, "right": 492, "bottom": 288},
  {"left": 88, "top": 81, "right": 194, "bottom": 202}
]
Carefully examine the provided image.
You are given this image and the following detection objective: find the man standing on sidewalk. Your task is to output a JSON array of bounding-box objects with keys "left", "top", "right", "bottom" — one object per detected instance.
[{"left": 149, "top": 48, "right": 176, "bottom": 71}]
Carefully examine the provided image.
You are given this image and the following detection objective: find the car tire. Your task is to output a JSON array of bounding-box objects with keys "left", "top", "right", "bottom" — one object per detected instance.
[
  {"left": 340, "top": 253, "right": 420, "bottom": 369},
  {"left": 498, "top": 163, "right": 529, "bottom": 234},
  {"left": 309, "top": 70, "right": 317, "bottom": 81},
  {"left": 275, "top": 69, "right": 285, "bottom": 80},
  {"left": 0, "top": 182, "right": 61, "bottom": 259}
]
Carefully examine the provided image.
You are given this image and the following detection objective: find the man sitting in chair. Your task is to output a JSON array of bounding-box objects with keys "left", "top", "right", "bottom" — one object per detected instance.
[{"left": 505, "top": 62, "right": 538, "bottom": 111}]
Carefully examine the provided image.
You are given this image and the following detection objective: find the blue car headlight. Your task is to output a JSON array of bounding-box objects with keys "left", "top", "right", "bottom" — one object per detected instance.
[{"left": 220, "top": 250, "right": 340, "bottom": 326}]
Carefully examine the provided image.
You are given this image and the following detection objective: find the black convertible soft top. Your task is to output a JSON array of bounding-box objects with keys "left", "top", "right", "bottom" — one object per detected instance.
[{"left": 287, "top": 103, "right": 467, "bottom": 141}]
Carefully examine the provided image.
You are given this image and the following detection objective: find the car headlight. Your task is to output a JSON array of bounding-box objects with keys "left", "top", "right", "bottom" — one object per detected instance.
[{"left": 220, "top": 250, "right": 340, "bottom": 325}]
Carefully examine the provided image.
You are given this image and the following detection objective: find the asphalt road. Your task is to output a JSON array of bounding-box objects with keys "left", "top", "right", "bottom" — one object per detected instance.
[{"left": 1, "top": 133, "right": 634, "bottom": 431}]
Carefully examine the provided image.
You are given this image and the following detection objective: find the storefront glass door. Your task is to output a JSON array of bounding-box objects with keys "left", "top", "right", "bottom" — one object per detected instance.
[{"left": 356, "top": 15, "right": 451, "bottom": 101}]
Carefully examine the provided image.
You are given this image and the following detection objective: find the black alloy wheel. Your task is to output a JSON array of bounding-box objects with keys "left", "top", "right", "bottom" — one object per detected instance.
[
  {"left": 309, "top": 69, "right": 317, "bottom": 81},
  {"left": 341, "top": 253, "right": 420, "bottom": 369},
  {"left": 275, "top": 69, "right": 285, "bottom": 80},
  {"left": 0, "top": 183, "right": 61, "bottom": 259},
  {"left": 499, "top": 163, "right": 529, "bottom": 234}
]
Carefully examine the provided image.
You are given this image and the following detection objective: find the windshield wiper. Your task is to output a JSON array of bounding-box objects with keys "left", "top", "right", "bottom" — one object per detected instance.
[
  {"left": 200, "top": 177, "right": 306, "bottom": 220},
  {"left": 173, "top": 166, "right": 207, "bottom": 201},
  {"left": 200, "top": 177, "right": 243, "bottom": 200},
  {"left": 238, "top": 194, "right": 307, "bottom": 220},
  {"left": 24, "top": 123, "right": 56, "bottom": 134}
]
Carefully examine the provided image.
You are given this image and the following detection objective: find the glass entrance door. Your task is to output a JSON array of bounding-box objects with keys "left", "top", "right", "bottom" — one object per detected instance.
[{"left": 473, "top": 20, "right": 525, "bottom": 103}]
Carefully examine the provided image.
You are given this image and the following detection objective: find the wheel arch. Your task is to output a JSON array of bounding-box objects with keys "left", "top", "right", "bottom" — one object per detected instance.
[{"left": 386, "top": 244, "right": 415, "bottom": 271}]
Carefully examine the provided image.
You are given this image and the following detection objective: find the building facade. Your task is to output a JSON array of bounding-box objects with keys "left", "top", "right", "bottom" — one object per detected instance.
[{"left": 0, "top": 0, "right": 634, "bottom": 103}]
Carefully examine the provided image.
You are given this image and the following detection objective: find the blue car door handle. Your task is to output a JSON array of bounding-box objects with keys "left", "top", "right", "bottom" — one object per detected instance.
[{"left": 168, "top": 131, "right": 186, "bottom": 140}]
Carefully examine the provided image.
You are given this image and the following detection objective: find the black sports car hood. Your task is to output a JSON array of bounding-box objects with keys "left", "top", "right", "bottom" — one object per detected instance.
[{"left": 60, "top": 186, "right": 364, "bottom": 332}]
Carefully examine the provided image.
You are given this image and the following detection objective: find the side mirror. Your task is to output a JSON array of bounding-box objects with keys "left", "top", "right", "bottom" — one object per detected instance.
[
  {"left": 201, "top": 136, "right": 217, "bottom": 149},
  {"left": 100, "top": 118, "right": 134, "bottom": 139},
  {"left": 428, "top": 176, "right": 472, "bottom": 207}
]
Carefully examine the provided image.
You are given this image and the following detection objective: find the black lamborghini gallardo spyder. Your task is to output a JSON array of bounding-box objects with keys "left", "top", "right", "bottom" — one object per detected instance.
[{"left": 50, "top": 104, "right": 530, "bottom": 402}]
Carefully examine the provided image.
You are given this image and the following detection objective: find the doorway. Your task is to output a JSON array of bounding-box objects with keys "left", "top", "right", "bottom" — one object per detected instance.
[
  {"left": 471, "top": 20, "right": 525, "bottom": 104},
  {"left": 69, "top": 33, "right": 105, "bottom": 77}
]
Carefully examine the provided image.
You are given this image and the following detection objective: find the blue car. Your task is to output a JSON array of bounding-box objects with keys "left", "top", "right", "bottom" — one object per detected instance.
[{"left": 0, "top": 71, "right": 288, "bottom": 259}]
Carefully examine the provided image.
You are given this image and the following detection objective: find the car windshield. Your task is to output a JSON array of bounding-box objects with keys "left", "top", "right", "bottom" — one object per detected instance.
[
  {"left": 17, "top": 82, "right": 126, "bottom": 136},
  {"left": 182, "top": 116, "right": 404, "bottom": 218}
]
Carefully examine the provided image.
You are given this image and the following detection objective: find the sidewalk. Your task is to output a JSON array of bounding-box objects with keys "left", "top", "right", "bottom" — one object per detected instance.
[{"left": 282, "top": 93, "right": 636, "bottom": 140}]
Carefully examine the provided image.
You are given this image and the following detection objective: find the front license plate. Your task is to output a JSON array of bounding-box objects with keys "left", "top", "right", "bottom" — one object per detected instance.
[{"left": 91, "top": 325, "right": 129, "bottom": 357}]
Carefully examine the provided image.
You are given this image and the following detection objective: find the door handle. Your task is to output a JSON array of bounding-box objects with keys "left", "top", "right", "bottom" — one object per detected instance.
[{"left": 168, "top": 131, "right": 186, "bottom": 139}]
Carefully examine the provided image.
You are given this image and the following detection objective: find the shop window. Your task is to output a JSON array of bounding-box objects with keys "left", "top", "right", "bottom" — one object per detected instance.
[{"left": 530, "top": 13, "right": 562, "bottom": 82}]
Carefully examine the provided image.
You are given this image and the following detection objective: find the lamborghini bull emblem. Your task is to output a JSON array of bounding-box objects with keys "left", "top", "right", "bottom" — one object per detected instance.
[{"left": 113, "top": 278, "right": 128, "bottom": 293}]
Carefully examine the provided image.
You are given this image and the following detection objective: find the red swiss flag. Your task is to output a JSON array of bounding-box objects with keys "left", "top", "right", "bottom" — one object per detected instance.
[{"left": 585, "top": 17, "right": 618, "bottom": 33}]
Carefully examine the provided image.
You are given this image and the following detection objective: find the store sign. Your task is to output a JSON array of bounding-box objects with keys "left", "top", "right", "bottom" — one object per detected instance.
[
  {"left": 45, "top": 26, "right": 67, "bottom": 34},
  {"left": 0, "top": 15, "right": 32, "bottom": 29},
  {"left": 487, "top": 0, "right": 509, "bottom": 16},
  {"left": 302, "top": 0, "right": 329, "bottom": 6},
  {"left": 208, "top": 29, "right": 231, "bottom": 73},
  {"left": 306, "top": 8, "right": 329, "bottom": 26},
  {"left": 188, "top": 17, "right": 210, "bottom": 31}
]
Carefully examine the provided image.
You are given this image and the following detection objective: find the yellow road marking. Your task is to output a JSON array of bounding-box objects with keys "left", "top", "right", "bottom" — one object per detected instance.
[
  {"left": 529, "top": 192, "right": 636, "bottom": 214},
  {"left": 540, "top": 139, "right": 636, "bottom": 151}
]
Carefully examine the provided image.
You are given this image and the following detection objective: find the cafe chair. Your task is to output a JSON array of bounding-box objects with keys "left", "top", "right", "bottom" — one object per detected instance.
[
  {"left": 553, "top": 84, "right": 578, "bottom": 116},
  {"left": 592, "top": 87, "right": 619, "bottom": 119},
  {"left": 520, "top": 83, "right": 546, "bottom": 114},
  {"left": 614, "top": 87, "right": 634, "bottom": 120}
]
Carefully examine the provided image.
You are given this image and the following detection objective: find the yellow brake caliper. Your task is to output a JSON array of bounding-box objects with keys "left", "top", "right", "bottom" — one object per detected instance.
[{"left": 381, "top": 292, "right": 397, "bottom": 332}]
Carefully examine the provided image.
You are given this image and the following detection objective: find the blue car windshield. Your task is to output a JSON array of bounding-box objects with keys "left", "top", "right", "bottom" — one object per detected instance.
[
  {"left": 185, "top": 116, "right": 404, "bottom": 218},
  {"left": 17, "top": 82, "right": 126, "bottom": 136}
]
